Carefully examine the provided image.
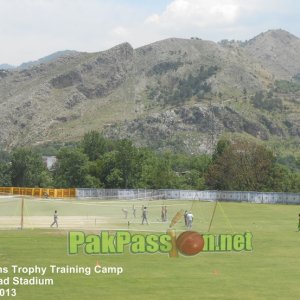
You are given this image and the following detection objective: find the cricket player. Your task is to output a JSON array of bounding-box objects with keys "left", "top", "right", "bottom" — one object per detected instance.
[
  {"left": 142, "top": 207, "right": 149, "bottom": 225},
  {"left": 164, "top": 205, "right": 168, "bottom": 221},
  {"left": 186, "top": 211, "right": 193, "bottom": 229},
  {"left": 184, "top": 210, "right": 188, "bottom": 226},
  {"left": 50, "top": 210, "right": 58, "bottom": 228},
  {"left": 161, "top": 206, "right": 165, "bottom": 222}
]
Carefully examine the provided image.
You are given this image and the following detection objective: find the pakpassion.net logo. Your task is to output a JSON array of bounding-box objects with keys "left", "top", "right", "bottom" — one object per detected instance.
[{"left": 68, "top": 230, "right": 253, "bottom": 256}]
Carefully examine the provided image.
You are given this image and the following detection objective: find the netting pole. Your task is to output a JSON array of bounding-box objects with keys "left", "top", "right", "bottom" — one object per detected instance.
[
  {"left": 208, "top": 200, "right": 218, "bottom": 233},
  {"left": 20, "top": 197, "right": 24, "bottom": 230}
]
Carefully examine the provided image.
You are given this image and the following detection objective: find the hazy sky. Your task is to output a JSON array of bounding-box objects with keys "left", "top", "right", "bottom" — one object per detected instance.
[{"left": 1, "top": 0, "right": 300, "bottom": 65}]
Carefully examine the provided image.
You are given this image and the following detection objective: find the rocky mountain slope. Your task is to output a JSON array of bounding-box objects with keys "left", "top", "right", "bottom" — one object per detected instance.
[
  {"left": 244, "top": 29, "right": 300, "bottom": 79},
  {"left": 0, "top": 50, "right": 77, "bottom": 70},
  {"left": 0, "top": 29, "right": 299, "bottom": 154}
]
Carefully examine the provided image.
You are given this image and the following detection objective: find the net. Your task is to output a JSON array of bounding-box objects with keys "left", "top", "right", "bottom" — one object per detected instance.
[
  {"left": 0, "top": 195, "right": 226, "bottom": 232},
  {"left": 0, "top": 196, "right": 22, "bottom": 229},
  {"left": 0, "top": 195, "right": 185, "bottom": 231}
]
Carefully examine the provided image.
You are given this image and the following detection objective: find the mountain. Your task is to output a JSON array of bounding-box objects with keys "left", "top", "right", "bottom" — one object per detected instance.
[
  {"left": 0, "top": 64, "right": 15, "bottom": 70},
  {"left": 0, "top": 29, "right": 299, "bottom": 155},
  {"left": 244, "top": 29, "right": 300, "bottom": 79},
  {"left": 18, "top": 50, "right": 78, "bottom": 70},
  {"left": 0, "top": 50, "right": 77, "bottom": 71}
]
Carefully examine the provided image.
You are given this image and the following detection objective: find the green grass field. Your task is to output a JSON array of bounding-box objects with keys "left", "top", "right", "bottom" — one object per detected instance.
[{"left": 0, "top": 198, "right": 300, "bottom": 300}]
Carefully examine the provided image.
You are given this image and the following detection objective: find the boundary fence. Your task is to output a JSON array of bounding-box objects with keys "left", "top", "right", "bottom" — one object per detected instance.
[
  {"left": 0, "top": 187, "right": 76, "bottom": 198},
  {"left": 1, "top": 187, "right": 299, "bottom": 204},
  {"left": 76, "top": 188, "right": 300, "bottom": 204}
]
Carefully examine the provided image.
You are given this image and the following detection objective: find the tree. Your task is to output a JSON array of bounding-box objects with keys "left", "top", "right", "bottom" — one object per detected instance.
[
  {"left": 82, "top": 131, "right": 107, "bottom": 161},
  {"left": 0, "top": 162, "right": 12, "bottom": 186},
  {"left": 11, "top": 148, "right": 51, "bottom": 187},
  {"left": 212, "top": 138, "right": 231, "bottom": 161},
  {"left": 94, "top": 151, "right": 122, "bottom": 188},
  {"left": 53, "top": 148, "right": 96, "bottom": 188},
  {"left": 139, "top": 152, "right": 179, "bottom": 189},
  {"left": 182, "top": 170, "right": 206, "bottom": 190},
  {"left": 206, "top": 141, "right": 277, "bottom": 191},
  {"left": 0, "top": 150, "right": 11, "bottom": 186},
  {"left": 106, "top": 168, "right": 123, "bottom": 188},
  {"left": 290, "top": 172, "right": 300, "bottom": 192},
  {"left": 92, "top": 140, "right": 142, "bottom": 188},
  {"left": 268, "top": 164, "right": 293, "bottom": 192},
  {"left": 115, "top": 140, "right": 138, "bottom": 188}
]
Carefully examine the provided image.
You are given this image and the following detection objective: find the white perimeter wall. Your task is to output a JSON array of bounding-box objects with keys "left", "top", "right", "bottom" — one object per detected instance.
[{"left": 76, "top": 189, "right": 300, "bottom": 204}]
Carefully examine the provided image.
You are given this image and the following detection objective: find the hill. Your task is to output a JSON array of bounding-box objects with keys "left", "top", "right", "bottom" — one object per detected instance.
[
  {"left": 244, "top": 29, "right": 300, "bottom": 79},
  {"left": 0, "top": 64, "right": 15, "bottom": 70},
  {"left": 0, "top": 50, "right": 77, "bottom": 70},
  {"left": 0, "top": 29, "right": 299, "bottom": 155},
  {"left": 18, "top": 50, "right": 78, "bottom": 70}
]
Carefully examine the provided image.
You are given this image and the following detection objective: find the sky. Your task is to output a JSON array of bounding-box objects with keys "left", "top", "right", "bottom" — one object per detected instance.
[{"left": 1, "top": 0, "right": 300, "bottom": 66}]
